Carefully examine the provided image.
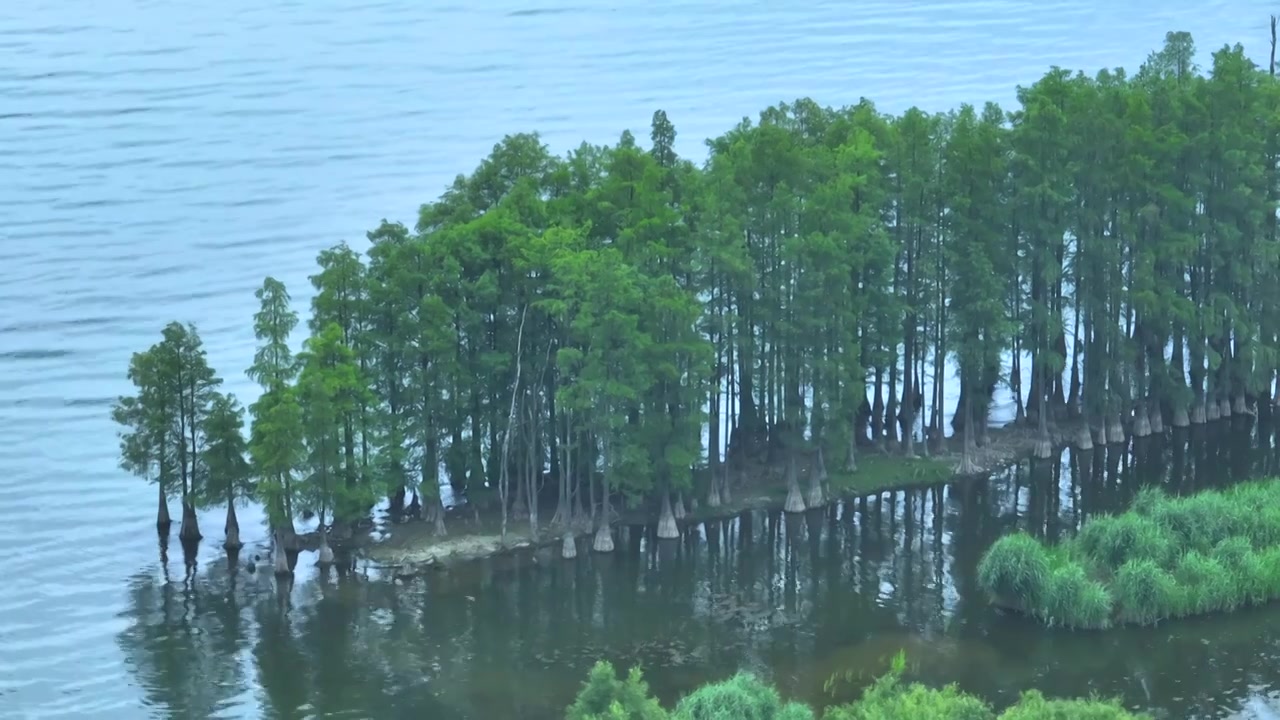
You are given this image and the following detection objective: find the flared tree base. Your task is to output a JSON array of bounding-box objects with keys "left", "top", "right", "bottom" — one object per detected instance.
[
  {"left": 783, "top": 481, "right": 807, "bottom": 513},
  {"left": 592, "top": 524, "right": 614, "bottom": 553},
  {"left": 561, "top": 532, "right": 577, "bottom": 559},
  {"left": 1149, "top": 405, "right": 1165, "bottom": 434},
  {"left": 1075, "top": 425, "right": 1094, "bottom": 451}
]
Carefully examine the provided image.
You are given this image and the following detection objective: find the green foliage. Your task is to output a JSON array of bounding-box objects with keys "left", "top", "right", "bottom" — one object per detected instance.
[
  {"left": 199, "top": 393, "right": 253, "bottom": 508},
  {"left": 673, "top": 673, "right": 813, "bottom": 720},
  {"left": 571, "top": 656, "right": 1148, "bottom": 720},
  {"left": 1075, "top": 514, "right": 1173, "bottom": 571},
  {"left": 979, "top": 479, "right": 1280, "bottom": 628},
  {"left": 112, "top": 322, "right": 223, "bottom": 506},
  {"left": 976, "top": 533, "right": 1051, "bottom": 608},
  {"left": 566, "top": 661, "right": 668, "bottom": 720},
  {"left": 1172, "top": 551, "right": 1237, "bottom": 615},
  {"left": 1042, "top": 563, "right": 1112, "bottom": 630},
  {"left": 997, "top": 690, "right": 1146, "bottom": 719}
]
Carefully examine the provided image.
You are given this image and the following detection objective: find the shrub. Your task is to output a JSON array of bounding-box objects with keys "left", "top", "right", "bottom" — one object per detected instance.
[
  {"left": 824, "top": 680, "right": 994, "bottom": 720},
  {"left": 568, "top": 661, "right": 669, "bottom": 720},
  {"left": 1075, "top": 515, "right": 1173, "bottom": 571},
  {"left": 1041, "top": 562, "right": 1112, "bottom": 630},
  {"left": 1111, "top": 559, "right": 1179, "bottom": 625},
  {"left": 1172, "top": 552, "right": 1236, "bottom": 615},
  {"left": 672, "top": 672, "right": 811, "bottom": 720},
  {"left": 1148, "top": 493, "right": 1242, "bottom": 552},
  {"left": 998, "top": 690, "right": 1149, "bottom": 719},
  {"left": 977, "top": 534, "right": 1051, "bottom": 608},
  {"left": 1210, "top": 536, "right": 1253, "bottom": 569},
  {"left": 1127, "top": 487, "right": 1166, "bottom": 517}
]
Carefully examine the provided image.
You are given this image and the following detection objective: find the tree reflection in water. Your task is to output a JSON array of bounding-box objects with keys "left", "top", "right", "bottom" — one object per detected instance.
[{"left": 120, "top": 424, "right": 1280, "bottom": 719}]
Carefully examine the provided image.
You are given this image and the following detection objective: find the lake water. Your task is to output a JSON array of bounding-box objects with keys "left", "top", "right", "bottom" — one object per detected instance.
[{"left": 2, "top": 1, "right": 1278, "bottom": 717}]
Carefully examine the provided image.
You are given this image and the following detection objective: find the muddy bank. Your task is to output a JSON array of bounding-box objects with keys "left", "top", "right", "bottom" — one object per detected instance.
[{"left": 363, "top": 421, "right": 1069, "bottom": 577}]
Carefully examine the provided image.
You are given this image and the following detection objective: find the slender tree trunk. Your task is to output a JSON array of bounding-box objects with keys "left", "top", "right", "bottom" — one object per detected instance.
[
  {"left": 157, "top": 483, "right": 171, "bottom": 535},
  {"left": 223, "top": 495, "right": 241, "bottom": 552}
]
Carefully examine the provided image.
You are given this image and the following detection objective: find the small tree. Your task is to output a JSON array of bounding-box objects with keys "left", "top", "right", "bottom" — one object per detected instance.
[
  {"left": 200, "top": 392, "right": 252, "bottom": 551},
  {"left": 567, "top": 661, "right": 668, "bottom": 720}
]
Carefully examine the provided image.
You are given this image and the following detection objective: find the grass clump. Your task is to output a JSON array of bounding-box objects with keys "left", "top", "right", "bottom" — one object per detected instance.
[
  {"left": 1041, "top": 563, "right": 1112, "bottom": 630},
  {"left": 976, "top": 533, "right": 1051, "bottom": 609},
  {"left": 998, "top": 690, "right": 1144, "bottom": 719},
  {"left": 673, "top": 672, "right": 813, "bottom": 720},
  {"left": 976, "top": 478, "right": 1280, "bottom": 629}
]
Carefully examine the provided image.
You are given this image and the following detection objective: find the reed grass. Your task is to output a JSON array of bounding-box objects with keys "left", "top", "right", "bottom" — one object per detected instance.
[{"left": 977, "top": 478, "right": 1280, "bottom": 628}]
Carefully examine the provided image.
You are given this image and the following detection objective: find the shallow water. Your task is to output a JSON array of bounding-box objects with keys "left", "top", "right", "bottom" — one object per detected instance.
[
  {"left": 118, "top": 430, "right": 1280, "bottom": 719},
  {"left": 3, "top": 1, "right": 1278, "bottom": 717}
]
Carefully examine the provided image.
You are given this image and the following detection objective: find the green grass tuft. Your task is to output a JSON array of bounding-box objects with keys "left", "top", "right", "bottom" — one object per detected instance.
[
  {"left": 977, "top": 533, "right": 1051, "bottom": 609},
  {"left": 976, "top": 478, "right": 1280, "bottom": 629}
]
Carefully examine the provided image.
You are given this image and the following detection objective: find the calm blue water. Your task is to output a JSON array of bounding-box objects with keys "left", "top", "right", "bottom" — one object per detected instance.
[{"left": 1, "top": 2, "right": 1274, "bottom": 717}]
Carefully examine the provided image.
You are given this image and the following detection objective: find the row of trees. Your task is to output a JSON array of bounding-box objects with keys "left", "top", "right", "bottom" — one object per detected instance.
[{"left": 113, "top": 31, "right": 1280, "bottom": 564}]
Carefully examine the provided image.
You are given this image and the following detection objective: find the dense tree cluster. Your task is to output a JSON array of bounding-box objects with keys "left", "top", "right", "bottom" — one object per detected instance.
[{"left": 113, "top": 32, "right": 1280, "bottom": 563}]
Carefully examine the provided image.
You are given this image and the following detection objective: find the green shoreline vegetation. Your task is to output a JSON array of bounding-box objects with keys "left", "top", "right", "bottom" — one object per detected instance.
[
  {"left": 112, "top": 28, "right": 1280, "bottom": 581},
  {"left": 567, "top": 653, "right": 1148, "bottom": 719},
  {"left": 978, "top": 479, "right": 1280, "bottom": 629}
]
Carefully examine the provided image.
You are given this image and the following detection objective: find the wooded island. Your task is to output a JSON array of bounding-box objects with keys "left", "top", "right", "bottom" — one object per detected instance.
[{"left": 112, "top": 32, "right": 1280, "bottom": 573}]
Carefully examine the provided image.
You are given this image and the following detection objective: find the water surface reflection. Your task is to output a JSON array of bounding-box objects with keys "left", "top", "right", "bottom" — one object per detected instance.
[{"left": 120, "top": 424, "right": 1280, "bottom": 719}]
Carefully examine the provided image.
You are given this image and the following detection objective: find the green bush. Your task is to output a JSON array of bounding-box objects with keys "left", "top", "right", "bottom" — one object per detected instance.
[
  {"left": 1075, "top": 514, "right": 1173, "bottom": 570},
  {"left": 1172, "top": 552, "right": 1236, "bottom": 615},
  {"left": 571, "top": 656, "right": 1151, "bottom": 720},
  {"left": 672, "top": 672, "right": 812, "bottom": 720},
  {"left": 568, "top": 661, "right": 669, "bottom": 720},
  {"left": 1127, "top": 487, "right": 1166, "bottom": 517},
  {"left": 977, "top": 478, "right": 1280, "bottom": 628},
  {"left": 998, "top": 690, "right": 1147, "bottom": 719},
  {"left": 1148, "top": 493, "right": 1242, "bottom": 552},
  {"left": 1111, "top": 560, "right": 1179, "bottom": 626},
  {"left": 824, "top": 679, "right": 994, "bottom": 720},
  {"left": 1041, "top": 563, "right": 1112, "bottom": 630},
  {"left": 977, "top": 533, "right": 1051, "bottom": 608}
]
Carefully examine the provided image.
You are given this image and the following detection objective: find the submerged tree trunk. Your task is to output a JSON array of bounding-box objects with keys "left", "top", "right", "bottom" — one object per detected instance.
[
  {"left": 955, "top": 387, "right": 980, "bottom": 475},
  {"left": 783, "top": 453, "right": 806, "bottom": 513},
  {"left": 561, "top": 531, "right": 577, "bottom": 559},
  {"left": 707, "top": 469, "right": 722, "bottom": 508},
  {"left": 223, "top": 501, "right": 241, "bottom": 552},
  {"left": 673, "top": 492, "right": 687, "bottom": 521},
  {"left": 807, "top": 447, "right": 826, "bottom": 508},
  {"left": 593, "top": 463, "right": 614, "bottom": 553},
  {"left": 657, "top": 492, "right": 679, "bottom": 539},
  {"left": 1132, "top": 400, "right": 1152, "bottom": 438},
  {"left": 317, "top": 508, "right": 334, "bottom": 567},
  {"left": 272, "top": 530, "right": 292, "bottom": 576},
  {"left": 157, "top": 484, "right": 171, "bottom": 535},
  {"left": 179, "top": 500, "right": 201, "bottom": 544}
]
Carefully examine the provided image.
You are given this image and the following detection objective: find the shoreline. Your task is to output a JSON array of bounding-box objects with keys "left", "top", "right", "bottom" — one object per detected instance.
[{"left": 363, "top": 421, "right": 1064, "bottom": 577}]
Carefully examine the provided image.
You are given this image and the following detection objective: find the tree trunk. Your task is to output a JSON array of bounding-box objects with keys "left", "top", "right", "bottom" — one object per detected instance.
[
  {"left": 657, "top": 492, "right": 679, "bottom": 539},
  {"left": 1149, "top": 403, "right": 1165, "bottom": 434},
  {"left": 317, "top": 508, "right": 335, "bottom": 567},
  {"left": 1132, "top": 401, "right": 1151, "bottom": 438},
  {"left": 955, "top": 387, "right": 979, "bottom": 475},
  {"left": 157, "top": 484, "right": 171, "bottom": 535},
  {"left": 223, "top": 500, "right": 241, "bottom": 552},
  {"left": 707, "top": 469, "right": 722, "bottom": 508},
  {"left": 806, "top": 448, "right": 826, "bottom": 508},
  {"left": 783, "top": 453, "right": 806, "bottom": 513},
  {"left": 1075, "top": 423, "right": 1093, "bottom": 451},
  {"left": 272, "top": 530, "right": 292, "bottom": 576},
  {"left": 1106, "top": 412, "right": 1126, "bottom": 445},
  {"left": 561, "top": 531, "right": 577, "bottom": 559},
  {"left": 846, "top": 425, "right": 858, "bottom": 473},
  {"left": 673, "top": 492, "right": 687, "bottom": 521},
  {"left": 179, "top": 500, "right": 201, "bottom": 543}
]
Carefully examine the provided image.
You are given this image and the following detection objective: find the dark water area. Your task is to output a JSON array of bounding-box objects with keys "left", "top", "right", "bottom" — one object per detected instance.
[{"left": 118, "top": 423, "right": 1280, "bottom": 720}]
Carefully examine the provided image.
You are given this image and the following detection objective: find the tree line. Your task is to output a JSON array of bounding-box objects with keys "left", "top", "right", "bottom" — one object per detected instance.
[{"left": 112, "top": 31, "right": 1280, "bottom": 569}]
